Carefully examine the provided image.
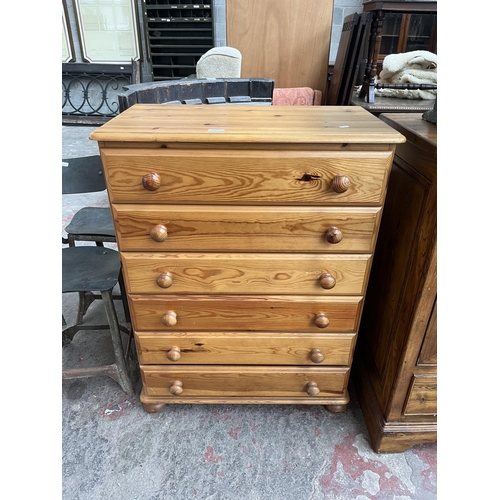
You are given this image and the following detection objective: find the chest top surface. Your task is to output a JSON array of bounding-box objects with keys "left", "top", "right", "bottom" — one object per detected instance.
[{"left": 89, "top": 105, "right": 405, "bottom": 145}]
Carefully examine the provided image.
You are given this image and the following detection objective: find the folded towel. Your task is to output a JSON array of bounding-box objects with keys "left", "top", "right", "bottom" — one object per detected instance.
[{"left": 375, "top": 50, "right": 437, "bottom": 100}]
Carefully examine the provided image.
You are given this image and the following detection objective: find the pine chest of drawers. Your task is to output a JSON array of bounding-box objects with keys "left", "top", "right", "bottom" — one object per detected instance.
[{"left": 90, "top": 105, "right": 404, "bottom": 413}]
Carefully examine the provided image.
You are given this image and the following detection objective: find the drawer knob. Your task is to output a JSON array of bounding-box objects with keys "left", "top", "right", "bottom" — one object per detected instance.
[
  {"left": 142, "top": 172, "right": 161, "bottom": 191},
  {"left": 150, "top": 224, "right": 168, "bottom": 242},
  {"left": 310, "top": 348, "right": 325, "bottom": 364},
  {"left": 326, "top": 226, "right": 343, "bottom": 244},
  {"left": 167, "top": 346, "right": 181, "bottom": 362},
  {"left": 169, "top": 380, "right": 183, "bottom": 396},
  {"left": 314, "top": 312, "right": 330, "bottom": 328},
  {"left": 331, "top": 175, "right": 350, "bottom": 193},
  {"left": 319, "top": 272, "right": 336, "bottom": 289},
  {"left": 162, "top": 310, "right": 177, "bottom": 327},
  {"left": 306, "top": 381, "right": 320, "bottom": 397},
  {"left": 157, "top": 272, "right": 173, "bottom": 288}
]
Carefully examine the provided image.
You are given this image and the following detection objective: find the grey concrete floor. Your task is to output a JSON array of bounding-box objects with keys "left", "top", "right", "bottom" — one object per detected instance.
[{"left": 62, "top": 124, "right": 437, "bottom": 500}]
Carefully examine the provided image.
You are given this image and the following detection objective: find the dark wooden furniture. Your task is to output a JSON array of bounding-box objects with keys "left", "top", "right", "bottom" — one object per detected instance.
[
  {"left": 358, "top": 1, "right": 437, "bottom": 103},
  {"left": 90, "top": 104, "right": 404, "bottom": 413},
  {"left": 327, "top": 12, "right": 372, "bottom": 106},
  {"left": 353, "top": 113, "right": 437, "bottom": 453}
]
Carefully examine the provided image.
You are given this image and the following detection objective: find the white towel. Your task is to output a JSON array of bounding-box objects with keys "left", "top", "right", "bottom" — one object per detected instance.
[{"left": 375, "top": 50, "right": 437, "bottom": 100}]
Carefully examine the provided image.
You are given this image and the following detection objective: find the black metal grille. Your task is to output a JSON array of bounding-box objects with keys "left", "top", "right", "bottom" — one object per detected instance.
[{"left": 62, "top": 71, "right": 133, "bottom": 118}]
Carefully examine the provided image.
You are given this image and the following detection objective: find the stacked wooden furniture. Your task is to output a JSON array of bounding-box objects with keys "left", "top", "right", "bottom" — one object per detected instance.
[
  {"left": 90, "top": 105, "right": 404, "bottom": 413},
  {"left": 353, "top": 113, "right": 437, "bottom": 452}
]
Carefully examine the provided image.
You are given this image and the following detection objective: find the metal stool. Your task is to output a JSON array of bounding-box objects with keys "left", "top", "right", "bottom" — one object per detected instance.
[
  {"left": 62, "top": 246, "right": 134, "bottom": 395},
  {"left": 62, "top": 155, "right": 130, "bottom": 324}
]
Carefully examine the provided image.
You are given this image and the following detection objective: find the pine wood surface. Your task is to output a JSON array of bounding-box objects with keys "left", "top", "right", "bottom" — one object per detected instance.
[
  {"left": 135, "top": 331, "right": 356, "bottom": 366},
  {"left": 141, "top": 365, "right": 349, "bottom": 398},
  {"left": 91, "top": 105, "right": 402, "bottom": 412},
  {"left": 102, "top": 148, "right": 394, "bottom": 205},
  {"left": 122, "top": 252, "right": 371, "bottom": 295},
  {"left": 129, "top": 294, "right": 362, "bottom": 333},
  {"left": 113, "top": 205, "right": 381, "bottom": 253},
  {"left": 90, "top": 105, "right": 406, "bottom": 145}
]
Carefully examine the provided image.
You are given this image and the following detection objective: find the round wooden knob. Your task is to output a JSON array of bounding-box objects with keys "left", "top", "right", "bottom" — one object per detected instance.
[
  {"left": 167, "top": 346, "right": 181, "bottom": 362},
  {"left": 326, "top": 226, "right": 343, "bottom": 244},
  {"left": 314, "top": 312, "right": 330, "bottom": 328},
  {"left": 142, "top": 172, "right": 161, "bottom": 191},
  {"left": 331, "top": 175, "right": 350, "bottom": 193},
  {"left": 150, "top": 224, "right": 168, "bottom": 242},
  {"left": 162, "top": 310, "right": 177, "bottom": 327},
  {"left": 319, "top": 272, "right": 336, "bottom": 289},
  {"left": 169, "top": 380, "right": 183, "bottom": 396},
  {"left": 310, "top": 348, "right": 325, "bottom": 364},
  {"left": 157, "top": 272, "right": 173, "bottom": 288},
  {"left": 306, "top": 381, "right": 320, "bottom": 397}
]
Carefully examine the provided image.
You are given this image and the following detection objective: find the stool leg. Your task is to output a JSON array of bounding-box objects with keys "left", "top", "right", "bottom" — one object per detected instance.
[
  {"left": 118, "top": 268, "right": 131, "bottom": 323},
  {"left": 101, "top": 289, "right": 134, "bottom": 395}
]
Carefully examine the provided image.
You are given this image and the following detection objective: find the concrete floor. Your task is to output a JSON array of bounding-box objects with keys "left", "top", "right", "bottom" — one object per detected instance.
[{"left": 62, "top": 124, "right": 437, "bottom": 500}]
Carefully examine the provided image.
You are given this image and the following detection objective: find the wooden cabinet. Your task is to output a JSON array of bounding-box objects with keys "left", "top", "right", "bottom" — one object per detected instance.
[
  {"left": 353, "top": 113, "right": 437, "bottom": 453},
  {"left": 90, "top": 105, "right": 404, "bottom": 413},
  {"left": 358, "top": 1, "right": 437, "bottom": 103}
]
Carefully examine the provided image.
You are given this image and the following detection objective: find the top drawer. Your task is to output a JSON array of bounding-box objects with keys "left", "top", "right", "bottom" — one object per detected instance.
[{"left": 101, "top": 149, "right": 393, "bottom": 206}]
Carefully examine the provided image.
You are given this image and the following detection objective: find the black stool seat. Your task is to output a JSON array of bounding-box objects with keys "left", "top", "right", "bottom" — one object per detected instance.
[
  {"left": 65, "top": 207, "right": 115, "bottom": 238},
  {"left": 62, "top": 245, "right": 134, "bottom": 395},
  {"left": 62, "top": 246, "right": 120, "bottom": 293},
  {"left": 62, "top": 155, "right": 106, "bottom": 194}
]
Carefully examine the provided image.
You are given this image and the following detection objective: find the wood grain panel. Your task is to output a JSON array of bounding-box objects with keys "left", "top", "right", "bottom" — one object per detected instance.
[
  {"left": 102, "top": 149, "right": 393, "bottom": 205},
  {"left": 141, "top": 365, "right": 349, "bottom": 398},
  {"left": 122, "top": 252, "right": 371, "bottom": 295},
  {"left": 403, "top": 376, "right": 437, "bottom": 415},
  {"left": 418, "top": 299, "right": 437, "bottom": 366},
  {"left": 129, "top": 294, "right": 363, "bottom": 332},
  {"left": 135, "top": 331, "right": 356, "bottom": 366},
  {"left": 226, "top": 0, "right": 334, "bottom": 95},
  {"left": 113, "top": 205, "right": 381, "bottom": 253}
]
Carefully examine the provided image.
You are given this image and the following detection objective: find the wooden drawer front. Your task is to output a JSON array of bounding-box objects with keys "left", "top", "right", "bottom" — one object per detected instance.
[
  {"left": 135, "top": 331, "right": 356, "bottom": 366},
  {"left": 123, "top": 253, "right": 371, "bottom": 295},
  {"left": 141, "top": 365, "right": 350, "bottom": 398},
  {"left": 129, "top": 294, "right": 363, "bottom": 332},
  {"left": 102, "top": 149, "right": 393, "bottom": 205},
  {"left": 403, "top": 375, "right": 437, "bottom": 416},
  {"left": 113, "top": 205, "right": 381, "bottom": 253}
]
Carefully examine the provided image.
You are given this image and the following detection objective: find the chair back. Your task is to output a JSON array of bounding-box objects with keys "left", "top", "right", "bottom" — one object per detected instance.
[{"left": 196, "top": 46, "right": 242, "bottom": 79}]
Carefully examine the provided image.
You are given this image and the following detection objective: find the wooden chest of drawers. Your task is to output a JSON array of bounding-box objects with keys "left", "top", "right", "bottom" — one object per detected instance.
[{"left": 90, "top": 105, "right": 404, "bottom": 413}]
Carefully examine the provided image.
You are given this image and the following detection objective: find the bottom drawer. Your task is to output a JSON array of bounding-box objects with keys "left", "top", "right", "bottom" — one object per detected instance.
[{"left": 141, "top": 365, "right": 350, "bottom": 398}]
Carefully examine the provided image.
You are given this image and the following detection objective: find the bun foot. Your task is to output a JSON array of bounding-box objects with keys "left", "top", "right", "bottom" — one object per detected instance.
[
  {"left": 325, "top": 404, "right": 347, "bottom": 414},
  {"left": 142, "top": 402, "right": 166, "bottom": 413}
]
